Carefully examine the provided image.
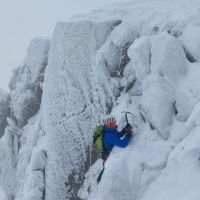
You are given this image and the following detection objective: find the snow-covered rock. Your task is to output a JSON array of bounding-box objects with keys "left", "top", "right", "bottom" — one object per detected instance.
[
  {"left": 128, "top": 36, "right": 151, "bottom": 80},
  {"left": 0, "top": 122, "right": 19, "bottom": 199},
  {"left": 140, "top": 76, "right": 175, "bottom": 139},
  {"left": 180, "top": 25, "right": 200, "bottom": 62},
  {"left": 150, "top": 32, "right": 188, "bottom": 84},
  {"left": 41, "top": 19, "right": 123, "bottom": 200},
  {"left": 25, "top": 38, "right": 49, "bottom": 83},
  {"left": 9, "top": 38, "right": 49, "bottom": 126},
  {"left": 1, "top": 0, "right": 200, "bottom": 200},
  {"left": 174, "top": 92, "right": 193, "bottom": 121},
  {"left": 15, "top": 114, "right": 45, "bottom": 200},
  {"left": 142, "top": 126, "right": 200, "bottom": 200},
  {"left": 0, "top": 90, "right": 10, "bottom": 137}
]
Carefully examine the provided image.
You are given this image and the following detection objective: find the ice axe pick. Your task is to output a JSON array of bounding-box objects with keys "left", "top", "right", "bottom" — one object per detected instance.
[{"left": 121, "top": 111, "right": 134, "bottom": 125}]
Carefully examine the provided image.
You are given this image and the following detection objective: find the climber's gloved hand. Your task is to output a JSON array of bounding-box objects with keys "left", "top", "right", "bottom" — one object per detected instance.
[
  {"left": 122, "top": 126, "right": 127, "bottom": 133},
  {"left": 126, "top": 129, "right": 133, "bottom": 138},
  {"left": 125, "top": 123, "right": 133, "bottom": 138},
  {"left": 125, "top": 123, "right": 132, "bottom": 130},
  {"left": 122, "top": 123, "right": 133, "bottom": 136},
  {"left": 122, "top": 123, "right": 133, "bottom": 133}
]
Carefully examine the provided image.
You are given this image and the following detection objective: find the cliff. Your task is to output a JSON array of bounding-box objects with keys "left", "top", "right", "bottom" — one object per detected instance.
[{"left": 1, "top": 0, "right": 200, "bottom": 199}]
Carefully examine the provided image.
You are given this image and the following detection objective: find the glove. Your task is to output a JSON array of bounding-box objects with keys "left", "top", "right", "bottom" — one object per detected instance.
[
  {"left": 125, "top": 123, "right": 133, "bottom": 138},
  {"left": 125, "top": 123, "right": 132, "bottom": 130},
  {"left": 122, "top": 123, "right": 133, "bottom": 135},
  {"left": 122, "top": 123, "right": 132, "bottom": 132},
  {"left": 126, "top": 130, "right": 133, "bottom": 138}
]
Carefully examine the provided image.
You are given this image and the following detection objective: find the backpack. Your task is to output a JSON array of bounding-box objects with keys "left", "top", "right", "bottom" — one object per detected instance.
[{"left": 93, "top": 125, "right": 104, "bottom": 152}]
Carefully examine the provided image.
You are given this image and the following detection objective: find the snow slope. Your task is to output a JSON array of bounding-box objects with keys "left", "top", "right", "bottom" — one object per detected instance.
[
  {"left": 1, "top": 0, "right": 200, "bottom": 200},
  {"left": 0, "top": 188, "right": 5, "bottom": 200}
]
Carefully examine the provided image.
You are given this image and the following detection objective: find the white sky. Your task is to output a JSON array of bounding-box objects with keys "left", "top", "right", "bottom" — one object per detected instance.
[{"left": 1, "top": 0, "right": 130, "bottom": 91}]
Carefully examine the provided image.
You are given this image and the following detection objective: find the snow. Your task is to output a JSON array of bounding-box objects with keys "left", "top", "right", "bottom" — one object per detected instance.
[
  {"left": 140, "top": 75, "right": 175, "bottom": 139},
  {"left": 0, "top": 188, "right": 5, "bottom": 200},
  {"left": 128, "top": 36, "right": 151, "bottom": 80},
  {"left": 0, "top": 123, "right": 18, "bottom": 199},
  {"left": 41, "top": 19, "right": 121, "bottom": 200},
  {"left": 180, "top": 25, "right": 200, "bottom": 62},
  {"left": 76, "top": 1, "right": 200, "bottom": 199},
  {"left": 0, "top": 90, "right": 10, "bottom": 137},
  {"left": 1, "top": 0, "right": 200, "bottom": 199},
  {"left": 25, "top": 38, "right": 50, "bottom": 83},
  {"left": 15, "top": 114, "right": 46, "bottom": 200},
  {"left": 142, "top": 126, "right": 200, "bottom": 200},
  {"left": 186, "top": 102, "right": 200, "bottom": 127},
  {"left": 150, "top": 32, "right": 187, "bottom": 84},
  {"left": 9, "top": 38, "right": 49, "bottom": 126}
]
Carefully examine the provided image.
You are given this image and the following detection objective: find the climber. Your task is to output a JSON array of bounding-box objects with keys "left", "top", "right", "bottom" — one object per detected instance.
[
  {"left": 94, "top": 115, "right": 133, "bottom": 183},
  {"left": 101, "top": 115, "right": 133, "bottom": 163}
]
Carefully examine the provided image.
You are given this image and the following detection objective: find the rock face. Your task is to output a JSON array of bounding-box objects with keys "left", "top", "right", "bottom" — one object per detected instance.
[
  {"left": 9, "top": 38, "right": 49, "bottom": 127},
  {"left": 0, "top": 38, "right": 49, "bottom": 200},
  {"left": 0, "top": 123, "right": 18, "bottom": 200},
  {"left": 0, "top": 90, "right": 10, "bottom": 137},
  {"left": 42, "top": 19, "right": 124, "bottom": 200},
  {"left": 1, "top": 0, "right": 200, "bottom": 200}
]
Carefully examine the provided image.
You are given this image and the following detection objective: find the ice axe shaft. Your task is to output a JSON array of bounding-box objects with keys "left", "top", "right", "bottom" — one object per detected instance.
[{"left": 97, "top": 167, "right": 105, "bottom": 184}]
